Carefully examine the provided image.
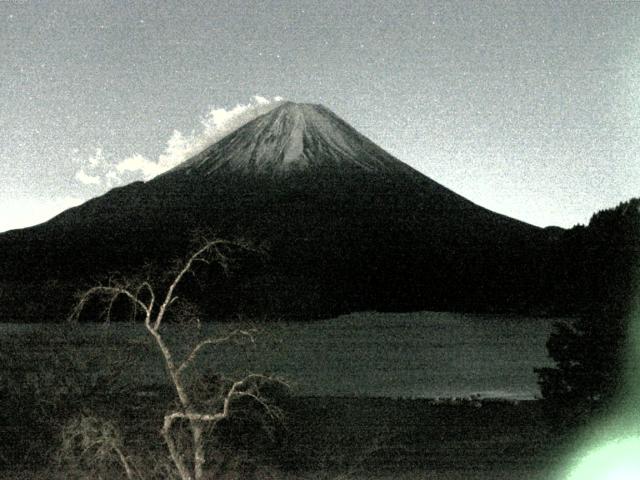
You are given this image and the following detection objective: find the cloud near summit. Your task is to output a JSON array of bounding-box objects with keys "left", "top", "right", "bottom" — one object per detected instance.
[{"left": 74, "top": 95, "right": 284, "bottom": 187}]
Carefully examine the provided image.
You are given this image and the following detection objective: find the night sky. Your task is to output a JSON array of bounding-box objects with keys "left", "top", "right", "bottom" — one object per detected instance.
[{"left": 2, "top": 0, "right": 639, "bottom": 232}]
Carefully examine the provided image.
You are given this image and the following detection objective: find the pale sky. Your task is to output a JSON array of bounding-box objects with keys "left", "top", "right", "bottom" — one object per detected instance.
[{"left": 2, "top": 0, "right": 640, "bottom": 232}]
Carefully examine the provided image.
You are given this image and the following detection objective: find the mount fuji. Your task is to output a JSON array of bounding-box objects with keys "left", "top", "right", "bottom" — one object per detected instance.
[
  {"left": 173, "top": 102, "right": 417, "bottom": 175},
  {"left": 0, "top": 102, "right": 553, "bottom": 321}
]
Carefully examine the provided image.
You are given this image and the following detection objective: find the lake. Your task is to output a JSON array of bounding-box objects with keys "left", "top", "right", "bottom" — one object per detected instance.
[{"left": 1, "top": 311, "right": 562, "bottom": 400}]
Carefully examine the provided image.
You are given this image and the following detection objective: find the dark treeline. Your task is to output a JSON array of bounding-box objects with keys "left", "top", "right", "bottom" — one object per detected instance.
[
  {"left": 535, "top": 198, "right": 640, "bottom": 427},
  {"left": 544, "top": 198, "right": 639, "bottom": 316}
]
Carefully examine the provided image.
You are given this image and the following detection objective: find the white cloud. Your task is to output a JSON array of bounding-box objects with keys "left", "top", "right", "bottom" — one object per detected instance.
[
  {"left": 0, "top": 196, "right": 84, "bottom": 233},
  {"left": 88, "top": 149, "right": 103, "bottom": 168},
  {"left": 105, "top": 170, "right": 120, "bottom": 184},
  {"left": 74, "top": 168, "right": 102, "bottom": 185},
  {"left": 115, "top": 153, "right": 163, "bottom": 179},
  {"left": 74, "top": 95, "right": 284, "bottom": 185}
]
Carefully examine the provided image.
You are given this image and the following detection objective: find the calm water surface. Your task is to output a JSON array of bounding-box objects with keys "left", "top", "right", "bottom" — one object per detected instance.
[{"left": 2, "top": 311, "right": 561, "bottom": 400}]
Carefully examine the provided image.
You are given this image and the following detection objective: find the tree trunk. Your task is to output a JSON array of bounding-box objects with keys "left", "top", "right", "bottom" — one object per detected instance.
[{"left": 192, "top": 422, "right": 206, "bottom": 480}]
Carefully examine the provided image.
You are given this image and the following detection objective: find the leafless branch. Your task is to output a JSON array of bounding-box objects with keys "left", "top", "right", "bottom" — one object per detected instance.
[
  {"left": 69, "top": 285, "right": 152, "bottom": 324},
  {"left": 154, "top": 239, "right": 250, "bottom": 330},
  {"left": 177, "top": 329, "right": 257, "bottom": 374}
]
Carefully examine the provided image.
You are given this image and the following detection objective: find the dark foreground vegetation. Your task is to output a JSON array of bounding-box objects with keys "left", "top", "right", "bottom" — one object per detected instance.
[
  {"left": 1, "top": 369, "right": 568, "bottom": 480},
  {"left": 0, "top": 322, "right": 578, "bottom": 480}
]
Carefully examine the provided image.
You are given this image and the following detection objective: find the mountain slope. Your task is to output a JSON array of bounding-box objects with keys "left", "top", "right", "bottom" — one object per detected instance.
[
  {"left": 174, "top": 102, "right": 414, "bottom": 175},
  {"left": 0, "top": 102, "right": 552, "bottom": 321}
]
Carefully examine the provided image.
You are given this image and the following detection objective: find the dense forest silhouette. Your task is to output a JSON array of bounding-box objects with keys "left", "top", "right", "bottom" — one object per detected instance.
[{"left": 536, "top": 198, "right": 639, "bottom": 426}]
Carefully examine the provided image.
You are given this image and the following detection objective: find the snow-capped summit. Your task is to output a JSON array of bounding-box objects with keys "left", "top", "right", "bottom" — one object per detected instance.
[{"left": 174, "top": 102, "right": 409, "bottom": 176}]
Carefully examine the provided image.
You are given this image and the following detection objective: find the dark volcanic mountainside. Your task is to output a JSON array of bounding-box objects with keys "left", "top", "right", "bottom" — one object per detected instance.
[{"left": 0, "top": 102, "right": 556, "bottom": 321}]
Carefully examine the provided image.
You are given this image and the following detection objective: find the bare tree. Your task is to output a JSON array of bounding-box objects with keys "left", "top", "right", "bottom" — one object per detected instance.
[{"left": 70, "top": 238, "right": 287, "bottom": 480}]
